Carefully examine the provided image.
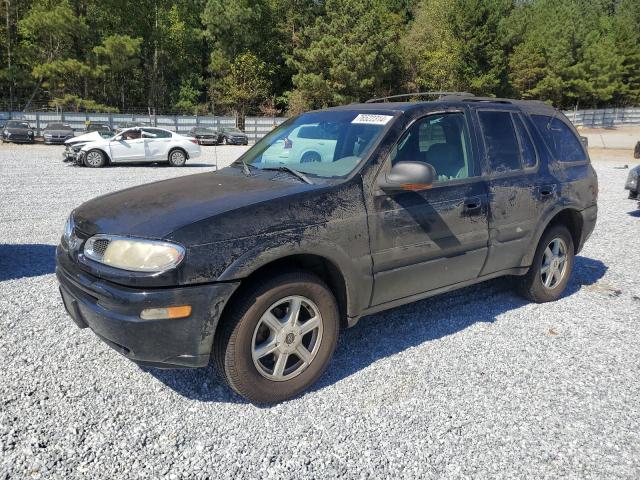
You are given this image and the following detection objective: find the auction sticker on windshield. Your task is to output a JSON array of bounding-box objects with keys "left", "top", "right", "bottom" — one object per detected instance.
[{"left": 351, "top": 114, "right": 394, "bottom": 125}]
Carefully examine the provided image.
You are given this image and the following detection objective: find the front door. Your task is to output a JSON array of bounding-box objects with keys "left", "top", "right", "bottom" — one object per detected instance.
[
  {"left": 109, "top": 129, "right": 146, "bottom": 162},
  {"left": 368, "top": 111, "right": 490, "bottom": 306}
]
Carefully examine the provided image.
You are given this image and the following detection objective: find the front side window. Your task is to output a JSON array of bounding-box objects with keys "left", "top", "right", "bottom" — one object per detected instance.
[
  {"left": 531, "top": 115, "right": 586, "bottom": 162},
  {"left": 390, "top": 112, "right": 473, "bottom": 183},
  {"left": 478, "top": 111, "right": 522, "bottom": 173},
  {"left": 238, "top": 111, "right": 393, "bottom": 179}
]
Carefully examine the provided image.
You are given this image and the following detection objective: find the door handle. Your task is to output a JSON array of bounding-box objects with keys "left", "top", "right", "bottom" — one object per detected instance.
[{"left": 539, "top": 185, "right": 556, "bottom": 197}]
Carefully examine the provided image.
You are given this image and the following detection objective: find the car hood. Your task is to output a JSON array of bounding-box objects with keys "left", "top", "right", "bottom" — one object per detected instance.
[
  {"left": 72, "top": 168, "right": 321, "bottom": 241},
  {"left": 44, "top": 129, "right": 74, "bottom": 136},
  {"left": 65, "top": 131, "right": 104, "bottom": 146},
  {"left": 5, "top": 126, "right": 31, "bottom": 134}
]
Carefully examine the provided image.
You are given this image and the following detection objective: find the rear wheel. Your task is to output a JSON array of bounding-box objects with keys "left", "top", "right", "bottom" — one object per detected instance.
[
  {"left": 214, "top": 271, "right": 339, "bottom": 404},
  {"left": 168, "top": 149, "right": 187, "bottom": 166},
  {"left": 518, "top": 224, "right": 574, "bottom": 303},
  {"left": 301, "top": 151, "right": 322, "bottom": 163},
  {"left": 84, "top": 149, "right": 106, "bottom": 168}
]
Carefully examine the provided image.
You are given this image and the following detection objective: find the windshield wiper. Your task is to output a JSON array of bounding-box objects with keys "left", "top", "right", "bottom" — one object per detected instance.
[
  {"left": 233, "top": 160, "right": 258, "bottom": 176},
  {"left": 261, "top": 166, "right": 314, "bottom": 185}
]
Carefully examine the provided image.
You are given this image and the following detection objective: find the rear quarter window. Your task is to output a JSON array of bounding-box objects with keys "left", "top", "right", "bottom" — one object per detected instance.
[
  {"left": 531, "top": 115, "right": 586, "bottom": 162},
  {"left": 477, "top": 110, "right": 522, "bottom": 173}
]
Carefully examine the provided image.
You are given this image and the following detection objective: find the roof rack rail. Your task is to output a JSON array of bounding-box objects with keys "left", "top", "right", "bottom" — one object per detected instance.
[{"left": 365, "top": 92, "right": 474, "bottom": 104}]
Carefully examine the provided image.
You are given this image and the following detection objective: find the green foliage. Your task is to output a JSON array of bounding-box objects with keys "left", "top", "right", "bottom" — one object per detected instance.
[
  {"left": 290, "top": 0, "right": 406, "bottom": 109},
  {"left": 0, "top": 0, "right": 638, "bottom": 113}
]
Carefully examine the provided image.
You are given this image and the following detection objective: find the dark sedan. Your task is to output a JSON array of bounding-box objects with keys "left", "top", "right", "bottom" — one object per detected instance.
[
  {"left": 85, "top": 123, "right": 113, "bottom": 138},
  {"left": 188, "top": 127, "right": 220, "bottom": 145},
  {"left": 2, "top": 120, "right": 35, "bottom": 144},
  {"left": 43, "top": 123, "right": 75, "bottom": 145},
  {"left": 220, "top": 127, "right": 249, "bottom": 145}
]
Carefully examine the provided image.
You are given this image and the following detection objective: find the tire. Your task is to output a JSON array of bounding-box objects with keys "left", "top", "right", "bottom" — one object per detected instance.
[
  {"left": 84, "top": 149, "right": 106, "bottom": 168},
  {"left": 518, "top": 224, "right": 574, "bottom": 303},
  {"left": 214, "top": 271, "right": 340, "bottom": 404},
  {"left": 168, "top": 148, "right": 187, "bottom": 166},
  {"left": 301, "top": 151, "right": 322, "bottom": 163}
]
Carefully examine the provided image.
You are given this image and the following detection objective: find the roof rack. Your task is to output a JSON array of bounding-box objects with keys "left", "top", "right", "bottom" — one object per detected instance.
[{"left": 365, "top": 92, "right": 474, "bottom": 104}]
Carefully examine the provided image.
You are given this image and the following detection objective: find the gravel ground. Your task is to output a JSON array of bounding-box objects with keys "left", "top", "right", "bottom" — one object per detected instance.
[{"left": 1, "top": 143, "right": 639, "bottom": 479}]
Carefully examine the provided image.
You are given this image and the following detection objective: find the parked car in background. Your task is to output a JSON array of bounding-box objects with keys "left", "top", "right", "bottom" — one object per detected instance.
[
  {"left": 262, "top": 123, "right": 338, "bottom": 164},
  {"left": 220, "top": 127, "right": 248, "bottom": 145},
  {"left": 1, "top": 120, "right": 35, "bottom": 144},
  {"left": 73, "top": 127, "right": 200, "bottom": 167},
  {"left": 625, "top": 165, "right": 640, "bottom": 203},
  {"left": 57, "top": 95, "right": 598, "bottom": 403},
  {"left": 43, "top": 123, "right": 75, "bottom": 145},
  {"left": 85, "top": 123, "right": 113, "bottom": 138},
  {"left": 189, "top": 127, "right": 220, "bottom": 145}
]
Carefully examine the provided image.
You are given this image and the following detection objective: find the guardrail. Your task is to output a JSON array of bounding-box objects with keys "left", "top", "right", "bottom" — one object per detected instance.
[
  {"left": 562, "top": 107, "right": 640, "bottom": 127},
  {"left": 0, "top": 112, "right": 287, "bottom": 143}
]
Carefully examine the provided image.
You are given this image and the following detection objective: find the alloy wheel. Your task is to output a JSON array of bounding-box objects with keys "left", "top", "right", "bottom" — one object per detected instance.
[
  {"left": 540, "top": 237, "right": 568, "bottom": 289},
  {"left": 251, "top": 295, "right": 323, "bottom": 381}
]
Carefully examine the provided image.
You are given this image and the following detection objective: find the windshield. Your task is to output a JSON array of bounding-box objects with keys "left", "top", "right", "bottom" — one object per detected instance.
[
  {"left": 225, "top": 128, "right": 243, "bottom": 134},
  {"left": 236, "top": 111, "right": 394, "bottom": 179},
  {"left": 7, "top": 121, "right": 29, "bottom": 129},
  {"left": 47, "top": 123, "right": 71, "bottom": 130},
  {"left": 88, "top": 124, "right": 110, "bottom": 132}
]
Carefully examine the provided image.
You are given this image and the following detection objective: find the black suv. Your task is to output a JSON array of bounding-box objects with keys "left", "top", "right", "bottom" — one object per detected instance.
[{"left": 56, "top": 94, "right": 598, "bottom": 403}]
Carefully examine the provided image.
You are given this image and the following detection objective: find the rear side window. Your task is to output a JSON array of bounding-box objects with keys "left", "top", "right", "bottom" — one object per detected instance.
[
  {"left": 531, "top": 115, "right": 586, "bottom": 162},
  {"left": 143, "top": 128, "right": 172, "bottom": 138},
  {"left": 477, "top": 111, "right": 522, "bottom": 173},
  {"left": 512, "top": 114, "right": 537, "bottom": 168}
]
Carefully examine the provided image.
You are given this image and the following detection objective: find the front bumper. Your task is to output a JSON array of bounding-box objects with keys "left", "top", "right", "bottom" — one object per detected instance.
[
  {"left": 3, "top": 135, "right": 34, "bottom": 143},
  {"left": 56, "top": 247, "right": 239, "bottom": 368},
  {"left": 45, "top": 137, "right": 71, "bottom": 145},
  {"left": 226, "top": 137, "right": 248, "bottom": 145}
]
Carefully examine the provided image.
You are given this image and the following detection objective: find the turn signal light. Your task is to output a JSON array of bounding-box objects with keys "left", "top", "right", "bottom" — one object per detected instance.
[{"left": 140, "top": 305, "right": 192, "bottom": 320}]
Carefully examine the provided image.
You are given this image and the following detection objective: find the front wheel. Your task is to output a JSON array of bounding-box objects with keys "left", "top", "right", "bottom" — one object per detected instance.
[
  {"left": 84, "top": 149, "right": 106, "bottom": 168},
  {"left": 518, "top": 224, "right": 574, "bottom": 303},
  {"left": 214, "top": 271, "right": 339, "bottom": 404}
]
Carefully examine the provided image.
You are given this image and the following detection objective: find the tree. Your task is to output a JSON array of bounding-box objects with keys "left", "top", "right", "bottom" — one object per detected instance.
[
  {"left": 18, "top": 0, "right": 88, "bottom": 109},
  {"left": 93, "top": 34, "right": 142, "bottom": 111},
  {"left": 290, "top": 0, "right": 405, "bottom": 110},
  {"left": 217, "top": 52, "right": 270, "bottom": 125}
]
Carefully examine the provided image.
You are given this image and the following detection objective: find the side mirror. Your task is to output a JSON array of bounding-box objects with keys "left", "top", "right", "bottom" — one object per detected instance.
[{"left": 378, "top": 161, "right": 436, "bottom": 192}]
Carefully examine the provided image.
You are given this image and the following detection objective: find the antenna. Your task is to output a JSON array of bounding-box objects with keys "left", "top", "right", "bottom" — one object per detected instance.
[{"left": 365, "top": 92, "right": 474, "bottom": 104}]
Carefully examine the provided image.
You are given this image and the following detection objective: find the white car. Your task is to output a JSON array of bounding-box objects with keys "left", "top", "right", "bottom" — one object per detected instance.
[
  {"left": 261, "top": 123, "right": 337, "bottom": 164},
  {"left": 76, "top": 127, "right": 201, "bottom": 168}
]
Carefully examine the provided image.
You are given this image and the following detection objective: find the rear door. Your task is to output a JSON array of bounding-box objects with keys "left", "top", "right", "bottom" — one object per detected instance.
[
  {"left": 367, "top": 110, "right": 490, "bottom": 306},
  {"left": 473, "top": 109, "right": 551, "bottom": 274},
  {"left": 143, "top": 128, "right": 173, "bottom": 161}
]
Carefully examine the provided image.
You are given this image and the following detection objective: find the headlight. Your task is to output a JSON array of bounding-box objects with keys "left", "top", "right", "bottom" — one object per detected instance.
[
  {"left": 62, "top": 215, "right": 73, "bottom": 241},
  {"left": 28, "top": 130, "right": 33, "bottom": 135},
  {"left": 84, "top": 235, "right": 185, "bottom": 272},
  {"left": 4, "top": 130, "right": 9, "bottom": 135},
  {"left": 44, "top": 133, "right": 52, "bottom": 138}
]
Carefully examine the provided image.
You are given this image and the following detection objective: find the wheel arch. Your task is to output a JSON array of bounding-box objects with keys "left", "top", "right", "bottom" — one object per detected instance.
[
  {"left": 169, "top": 146, "right": 189, "bottom": 160},
  {"left": 85, "top": 147, "right": 111, "bottom": 164},
  {"left": 523, "top": 207, "right": 585, "bottom": 266},
  {"left": 218, "top": 251, "right": 354, "bottom": 330}
]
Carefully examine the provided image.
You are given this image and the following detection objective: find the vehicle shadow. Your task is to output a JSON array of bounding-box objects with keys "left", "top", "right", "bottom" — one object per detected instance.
[
  {"left": 145, "top": 255, "right": 607, "bottom": 405},
  {"left": 0, "top": 244, "right": 57, "bottom": 281}
]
